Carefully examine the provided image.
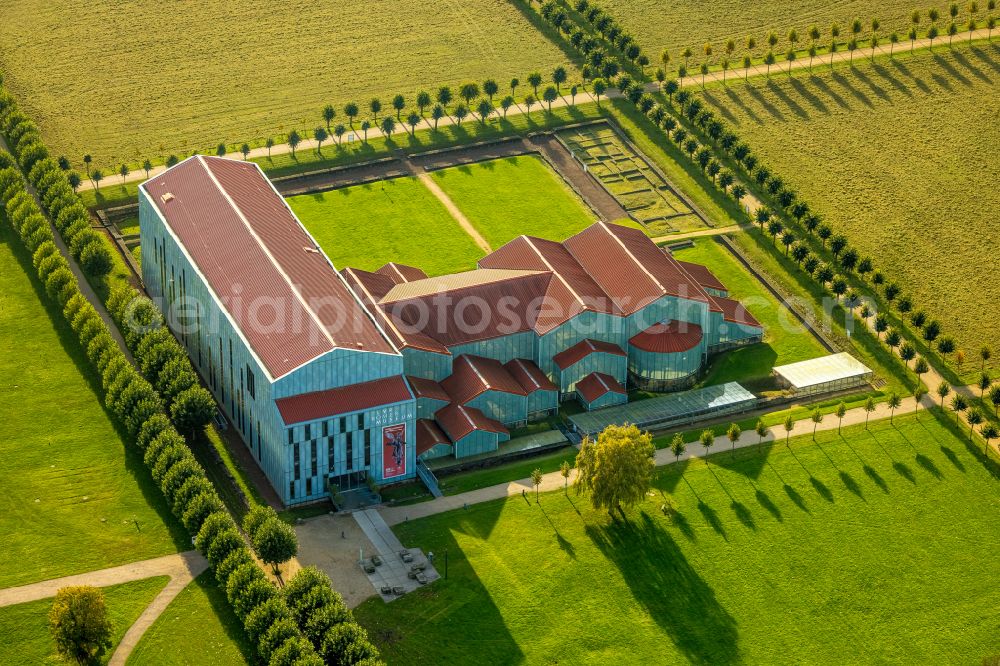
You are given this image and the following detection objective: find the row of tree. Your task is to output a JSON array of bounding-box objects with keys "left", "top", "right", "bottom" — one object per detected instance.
[
  {"left": 562, "top": 388, "right": 997, "bottom": 523},
  {"left": 0, "top": 99, "right": 114, "bottom": 276},
  {"left": 663, "top": 0, "right": 998, "bottom": 80},
  {"left": 0, "top": 79, "right": 381, "bottom": 666},
  {"left": 539, "top": 0, "right": 982, "bottom": 387}
]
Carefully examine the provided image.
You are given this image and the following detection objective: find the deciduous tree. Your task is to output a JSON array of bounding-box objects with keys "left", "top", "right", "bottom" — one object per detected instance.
[
  {"left": 575, "top": 424, "right": 655, "bottom": 518},
  {"left": 49, "top": 586, "right": 112, "bottom": 664}
]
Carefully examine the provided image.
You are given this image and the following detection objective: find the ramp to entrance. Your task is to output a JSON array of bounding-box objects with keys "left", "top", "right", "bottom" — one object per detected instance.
[{"left": 353, "top": 510, "right": 440, "bottom": 602}]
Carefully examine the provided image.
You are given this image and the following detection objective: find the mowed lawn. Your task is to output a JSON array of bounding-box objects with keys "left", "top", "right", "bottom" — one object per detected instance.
[
  {"left": 0, "top": 226, "right": 184, "bottom": 588},
  {"left": 354, "top": 413, "right": 1000, "bottom": 664},
  {"left": 672, "top": 237, "right": 826, "bottom": 387},
  {"left": 431, "top": 155, "right": 598, "bottom": 249},
  {"left": 288, "top": 176, "right": 484, "bottom": 276},
  {"left": 698, "top": 45, "right": 1000, "bottom": 377},
  {"left": 610, "top": 0, "right": 926, "bottom": 64},
  {"left": 0, "top": 576, "right": 169, "bottom": 665},
  {"left": 128, "top": 572, "right": 252, "bottom": 666},
  {"left": 0, "top": 0, "right": 575, "bottom": 168}
]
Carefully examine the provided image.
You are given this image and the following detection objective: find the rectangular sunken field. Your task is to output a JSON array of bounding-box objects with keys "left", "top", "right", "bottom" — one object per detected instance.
[
  {"left": 697, "top": 46, "right": 1000, "bottom": 378},
  {"left": 0, "top": 0, "right": 577, "bottom": 168},
  {"left": 558, "top": 124, "right": 705, "bottom": 237},
  {"left": 287, "top": 176, "right": 485, "bottom": 277},
  {"left": 430, "top": 154, "right": 604, "bottom": 249}
]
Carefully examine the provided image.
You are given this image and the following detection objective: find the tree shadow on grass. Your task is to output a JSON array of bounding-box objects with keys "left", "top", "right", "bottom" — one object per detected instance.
[
  {"left": 939, "top": 445, "right": 966, "bottom": 472},
  {"left": 697, "top": 501, "right": 728, "bottom": 541},
  {"left": 862, "top": 465, "right": 890, "bottom": 493},
  {"left": 783, "top": 484, "right": 809, "bottom": 513},
  {"left": 892, "top": 461, "right": 917, "bottom": 484},
  {"left": 730, "top": 501, "right": 756, "bottom": 530},
  {"left": 539, "top": 504, "right": 576, "bottom": 560},
  {"left": 932, "top": 52, "right": 972, "bottom": 86},
  {"left": 914, "top": 453, "right": 943, "bottom": 480},
  {"left": 837, "top": 471, "right": 865, "bottom": 501},
  {"left": 710, "top": 438, "right": 776, "bottom": 481},
  {"left": 754, "top": 489, "right": 783, "bottom": 522},
  {"left": 870, "top": 63, "right": 914, "bottom": 98},
  {"left": 808, "top": 76, "right": 852, "bottom": 110},
  {"left": 586, "top": 512, "right": 741, "bottom": 664},
  {"left": 968, "top": 44, "right": 1000, "bottom": 74},
  {"left": 809, "top": 476, "right": 834, "bottom": 502},
  {"left": 787, "top": 77, "right": 830, "bottom": 114},
  {"left": 767, "top": 80, "right": 809, "bottom": 120},
  {"left": 831, "top": 71, "right": 874, "bottom": 108}
]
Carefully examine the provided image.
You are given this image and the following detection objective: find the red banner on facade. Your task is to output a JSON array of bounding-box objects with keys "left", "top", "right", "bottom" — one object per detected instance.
[{"left": 382, "top": 423, "right": 407, "bottom": 479}]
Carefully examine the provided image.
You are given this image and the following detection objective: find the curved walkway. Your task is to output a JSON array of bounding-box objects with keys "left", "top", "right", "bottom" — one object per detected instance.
[{"left": 0, "top": 551, "right": 208, "bottom": 664}]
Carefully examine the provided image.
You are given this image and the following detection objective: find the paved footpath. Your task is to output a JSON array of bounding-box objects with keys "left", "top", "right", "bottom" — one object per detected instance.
[
  {"left": 379, "top": 394, "right": 925, "bottom": 526},
  {"left": 674, "top": 27, "right": 994, "bottom": 89},
  {"left": 0, "top": 551, "right": 208, "bottom": 664}
]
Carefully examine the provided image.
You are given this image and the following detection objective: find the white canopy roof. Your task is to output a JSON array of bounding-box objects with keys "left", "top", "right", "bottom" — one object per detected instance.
[{"left": 773, "top": 352, "right": 872, "bottom": 389}]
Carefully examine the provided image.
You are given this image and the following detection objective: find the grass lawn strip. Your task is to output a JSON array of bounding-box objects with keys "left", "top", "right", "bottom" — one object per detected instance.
[
  {"left": 0, "top": 223, "right": 183, "bottom": 589},
  {"left": 672, "top": 237, "right": 827, "bottom": 387}
]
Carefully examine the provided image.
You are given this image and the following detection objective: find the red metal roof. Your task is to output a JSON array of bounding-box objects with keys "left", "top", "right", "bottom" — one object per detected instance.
[
  {"left": 377, "top": 262, "right": 428, "bottom": 283},
  {"left": 407, "top": 375, "right": 450, "bottom": 402},
  {"left": 341, "top": 268, "right": 451, "bottom": 356},
  {"left": 504, "top": 358, "right": 558, "bottom": 393},
  {"left": 676, "top": 260, "right": 727, "bottom": 293},
  {"left": 711, "top": 296, "right": 762, "bottom": 328},
  {"left": 441, "top": 355, "right": 527, "bottom": 406},
  {"left": 576, "top": 372, "right": 626, "bottom": 403},
  {"left": 480, "top": 223, "right": 713, "bottom": 328},
  {"left": 416, "top": 418, "right": 451, "bottom": 455},
  {"left": 629, "top": 321, "right": 704, "bottom": 353},
  {"left": 275, "top": 376, "right": 413, "bottom": 425},
  {"left": 435, "top": 403, "right": 508, "bottom": 441},
  {"left": 552, "top": 338, "right": 627, "bottom": 370},
  {"left": 142, "top": 157, "right": 395, "bottom": 379}
]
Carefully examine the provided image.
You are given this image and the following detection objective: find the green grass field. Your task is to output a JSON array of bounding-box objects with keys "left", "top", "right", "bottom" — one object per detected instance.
[
  {"left": 0, "top": 576, "right": 169, "bottom": 665},
  {"left": 127, "top": 572, "right": 252, "bottom": 666},
  {"left": 354, "top": 412, "right": 1000, "bottom": 663},
  {"left": 698, "top": 45, "right": 999, "bottom": 377},
  {"left": 0, "top": 0, "right": 576, "bottom": 168},
  {"left": 610, "top": 0, "right": 937, "bottom": 66},
  {"left": 672, "top": 237, "right": 826, "bottom": 388},
  {"left": 289, "top": 176, "right": 484, "bottom": 276},
  {"left": 432, "top": 155, "right": 598, "bottom": 249},
  {"left": 0, "top": 225, "right": 185, "bottom": 588}
]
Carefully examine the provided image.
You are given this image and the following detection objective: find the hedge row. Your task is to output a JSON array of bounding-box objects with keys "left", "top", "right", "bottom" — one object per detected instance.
[
  {"left": 0, "top": 85, "right": 113, "bottom": 277},
  {"left": 1, "top": 75, "right": 381, "bottom": 663},
  {"left": 535, "top": 0, "right": 961, "bottom": 381},
  {"left": 104, "top": 284, "right": 217, "bottom": 439},
  {"left": 0, "top": 155, "right": 339, "bottom": 664},
  {"left": 243, "top": 505, "right": 299, "bottom": 576}
]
